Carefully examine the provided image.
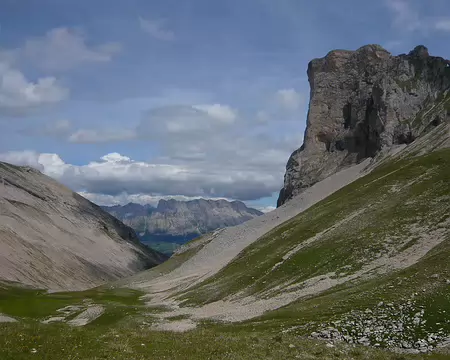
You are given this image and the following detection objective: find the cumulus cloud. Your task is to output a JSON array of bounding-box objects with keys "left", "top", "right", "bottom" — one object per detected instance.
[
  {"left": 60, "top": 104, "right": 238, "bottom": 145},
  {"left": 0, "top": 61, "right": 68, "bottom": 114},
  {"left": 139, "top": 17, "right": 175, "bottom": 41},
  {"left": 385, "top": 0, "right": 422, "bottom": 32},
  {"left": 192, "top": 104, "right": 237, "bottom": 123},
  {"left": 275, "top": 88, "right": 304, "bottom": 110},
  {"left": 256, "top": 110, "right": 270, "bottom": 124},
  {"left": 123, "top": 104, "right": 239, "bottom": 151},
  {"left": 435, "top": 19, "right": 450, "bottom": 32},
  {"left": 21, "top": 27, "right": 122, "bottom": 71},
  {"left": 49, "top": 119, "right": 72, "bottom": 135},
  {"left": 2, "top": 98, "right": 304, "bottom": 205},
  {"left": 0, "top": 150, "right": 282, "bottom": 201},
  {"left": 0, "top": 150, "right": 45, "bottom": 171},
  {"left": 137, "top": 105, "right": 236, "bottom": 137},
  {"left": 385, "top": 0, "right": 450, "bottom": 33}
]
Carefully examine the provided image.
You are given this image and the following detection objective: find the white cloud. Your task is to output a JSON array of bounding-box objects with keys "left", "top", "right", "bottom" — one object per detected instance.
[
  {"left": 192, "top": 104, "right": 237, "bottom": 123},
  {"left": 385, "top": 0, "right": 422, "bottom": 32},
  {"left": 434, "top": 19, "right": 450, "bottom": 31},
  {"left": 0, "top": 150, "right": 44, "bottom": 171},
  {"left": 139, "top": 17, "right": 175, "bottom": 41},
  {"left": 68, "top": 129, "right": 136, "bottom": 144},
  {"left": 256, "top": 110, "right": 270, "bottom": 124},
  {"left": 79, "top": 191, "right": 231, "bottom": 207},
  {"left": 21, "top": 27, "right": 121, "bottom": 71},
  {"left": 385, "top": 0, "right": 450, "bottom": 33},
  {"left": 137, "top": 105, "right": 236, "bottom": 138},
  {"left": 1, "top": 97, "right": 304, "bottom": 206},
  {"left": 275, "top": 88, "right": 304, "bottom": 110},
  {"left": 100, "top": 153, "right": 132, "bottom": 163},
  {"left": 50, "top": 119, "right": 72, "bottom": 135},
  {"left": 30, "top": 104, "right": 237, "bottom": 144},
  {"left": 0, "top": 149, "right": 284, "bottom": 202},
  {"left": 253, "top": 205, "right": 276, "bottom": 213},
  {"left": 0, "top": 61, "right": 68, "bottom": 114}
]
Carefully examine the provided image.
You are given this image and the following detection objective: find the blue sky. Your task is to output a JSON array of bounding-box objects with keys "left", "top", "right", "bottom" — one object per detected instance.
[{"left": 0, "top": 0, "right": 450, "bottom": 211}]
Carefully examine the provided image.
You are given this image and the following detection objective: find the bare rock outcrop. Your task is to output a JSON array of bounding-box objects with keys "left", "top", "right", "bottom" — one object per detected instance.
[
  {"left": 0, "top": 162, "right": 166, "bottom": 291},
  {"left": 278, "top": 45, "right": 450, "bottom": 206}
]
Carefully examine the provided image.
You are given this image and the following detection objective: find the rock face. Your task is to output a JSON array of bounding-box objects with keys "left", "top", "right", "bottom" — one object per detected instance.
[
  {"left": 278, "top": 45, "right": 450, "bottom": 206},
  {"left": 0, "top": 162, "right": 166, "bottom": 291},
  {"left": 103, "top": 199, "right": 263, "bottom": 236}
]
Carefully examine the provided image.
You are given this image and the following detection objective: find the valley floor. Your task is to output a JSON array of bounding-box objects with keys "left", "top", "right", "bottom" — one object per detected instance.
[{"left": 0, "top": 284, "right": 449, "bottom": 360}]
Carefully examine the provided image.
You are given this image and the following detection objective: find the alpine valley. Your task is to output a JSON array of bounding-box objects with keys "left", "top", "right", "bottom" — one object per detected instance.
[{"left": 0, "top": 45, "right": 449, "bottom": 360}]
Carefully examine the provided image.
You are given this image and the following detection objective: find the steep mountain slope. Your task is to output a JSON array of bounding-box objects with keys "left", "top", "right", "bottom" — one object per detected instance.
[
  {"left": 0, "top": 162, "right": 166, "bottom": 291},
  {"left": 278, "top": 45, "right": 450, "bottom": 206},
  {"left": 102, "top": 199, "right": 263, "bottom": 254}
]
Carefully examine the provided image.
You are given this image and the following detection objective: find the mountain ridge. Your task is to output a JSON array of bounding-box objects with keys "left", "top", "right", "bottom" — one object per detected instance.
[{"left": 101, "top": 198, "right": 263, "bottom": 237}]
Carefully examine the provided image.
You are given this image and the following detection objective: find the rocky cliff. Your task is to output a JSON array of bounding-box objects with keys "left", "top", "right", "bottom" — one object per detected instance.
[
  {"left": 103, "top": 199, "right": 263, "bottom": 236},
  {"left": 278, "top": 45, "right": 450, "bottom": 206},
  {"left": 0, "top": 162, "right": 166, "bottom": 291}
]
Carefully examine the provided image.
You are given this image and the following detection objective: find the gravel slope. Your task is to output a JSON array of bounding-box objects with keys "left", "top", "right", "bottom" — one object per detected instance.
[{"left": 0, "top": 162, "right": 166, "bottom": 291}]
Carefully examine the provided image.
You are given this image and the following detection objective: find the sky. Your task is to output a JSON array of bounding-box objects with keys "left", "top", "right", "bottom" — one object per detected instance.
[{"left": 0, "top": 0, "right": 450, "bottom": 212}]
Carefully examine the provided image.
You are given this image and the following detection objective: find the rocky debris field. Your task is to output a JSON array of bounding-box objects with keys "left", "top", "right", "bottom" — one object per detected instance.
[{"left": 311, "top": 290, "right": 450, "bottom": 354}]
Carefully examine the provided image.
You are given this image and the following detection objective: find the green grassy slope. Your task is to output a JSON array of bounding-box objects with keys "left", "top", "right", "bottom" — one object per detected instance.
[
  {"left": 177, "top": 149, "right": 450, "bottom": 305},
  {"left": 165, "top": 149, "right": 450, "bottom": 352}
]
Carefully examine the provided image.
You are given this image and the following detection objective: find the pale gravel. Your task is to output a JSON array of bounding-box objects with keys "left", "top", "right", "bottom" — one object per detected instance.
[
  {"left": 41, "top": 316, "right": 66, "bottom": 324},
  {"left": 0, "top": 313, "right": 17, "bottom": 323},
  {"left": 67, "top": 306, "right": 105, "bottom": 327}
]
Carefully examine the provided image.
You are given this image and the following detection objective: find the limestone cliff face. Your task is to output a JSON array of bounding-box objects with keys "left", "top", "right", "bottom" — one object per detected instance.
[{"left": 278, "top": 45, "right": 450, "bottom": 206}]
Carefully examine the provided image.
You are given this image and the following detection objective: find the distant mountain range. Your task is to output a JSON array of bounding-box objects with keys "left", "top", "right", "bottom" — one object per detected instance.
[{"left": 101, "top": 199, "right": 263, "bottom": 254}]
